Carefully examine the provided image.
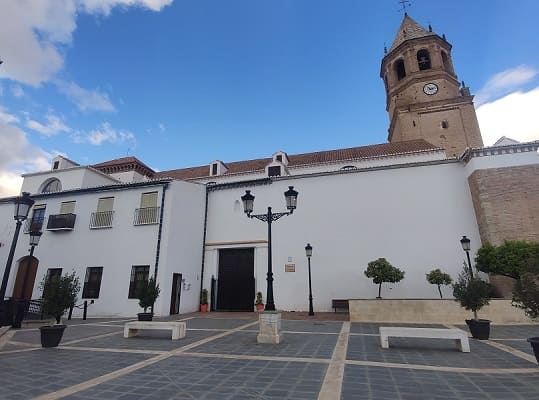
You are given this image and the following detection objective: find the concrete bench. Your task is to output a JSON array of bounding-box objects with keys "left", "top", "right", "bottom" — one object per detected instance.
[
  {"left": 124, "top": 321, "right": 186, "bottom": 340},
  {"left": 379, "top": 326, "right": 470, "bottom": 352}
]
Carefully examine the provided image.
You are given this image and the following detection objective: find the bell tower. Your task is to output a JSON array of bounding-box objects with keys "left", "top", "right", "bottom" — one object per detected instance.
[{"left": 381, "top": 14, "right": 483, "bottom": 157}]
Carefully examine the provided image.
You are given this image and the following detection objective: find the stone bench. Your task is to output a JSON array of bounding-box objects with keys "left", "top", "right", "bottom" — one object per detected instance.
[
  {"left": 124, "top": 321, "right": 186, "bottom": 340},
  {"left": 379, "top": 326, "right": 470, "bottom": 352}
]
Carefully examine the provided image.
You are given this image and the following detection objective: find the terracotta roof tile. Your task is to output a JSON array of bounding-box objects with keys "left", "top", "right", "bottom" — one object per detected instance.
[
  {"left": 154, "top": 139, "right": 440, "bottom": 181},
  {"left": 92, "top": 156, "right": 155, "bottom": 177}
]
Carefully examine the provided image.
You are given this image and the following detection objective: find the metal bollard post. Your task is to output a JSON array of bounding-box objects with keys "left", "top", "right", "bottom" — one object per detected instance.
[{"left": 83, "top": 300, "right": 88, "bottom": 320}]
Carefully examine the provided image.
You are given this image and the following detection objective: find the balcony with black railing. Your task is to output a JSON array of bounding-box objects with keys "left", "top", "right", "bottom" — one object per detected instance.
[
  {"left": 133, "top": 207, "right": 160, "bottom": 225},
  {"left": 47, "top": 213, "right": 76, "bottom": 231},
  {"left": 90, "top": 210, "right": 114, "bottom": 229}
]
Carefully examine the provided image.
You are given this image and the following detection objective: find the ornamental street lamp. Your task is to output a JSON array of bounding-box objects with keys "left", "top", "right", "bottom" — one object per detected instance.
[
  {"left": 305, "top": 243, "right": 314, "bottom": 316},
  {"left": 241, "top": 186, "right": 298, "bottom": 311},
  {"left": 460, "top": 235, "right": 474, "bottom": 278},
  {"left": 29, "top": 231, "right": 42, "bottom": 257},
  {"left": 0, "top": 192, "right": 34, "bottom": 300}
]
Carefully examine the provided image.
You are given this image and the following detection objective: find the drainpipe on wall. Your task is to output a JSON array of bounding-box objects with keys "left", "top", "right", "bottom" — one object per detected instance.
[
  {"left": 151, "top": 182, "right": 168, "bottom": 315},
  {"left": 199, "top": 186, "right": 209, "bottom": 311},
  {"left": 153, "top": 182, "right": 168, "bottom": 279}
]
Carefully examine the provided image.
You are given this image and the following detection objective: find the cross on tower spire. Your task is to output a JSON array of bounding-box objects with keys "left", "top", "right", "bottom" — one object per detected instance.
[{"left": 398, "top": 0, "right": 412, "bottom": 14}]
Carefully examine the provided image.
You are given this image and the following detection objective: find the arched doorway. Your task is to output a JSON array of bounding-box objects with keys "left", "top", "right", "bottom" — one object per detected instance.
[{"left": 12, "top": 256, "right": 39, "bottom": 300}]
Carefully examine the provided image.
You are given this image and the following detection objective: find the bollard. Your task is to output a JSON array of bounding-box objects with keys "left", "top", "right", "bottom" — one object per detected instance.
[{"left": 83, "top": 300, "right": 88, "bottom": 320}]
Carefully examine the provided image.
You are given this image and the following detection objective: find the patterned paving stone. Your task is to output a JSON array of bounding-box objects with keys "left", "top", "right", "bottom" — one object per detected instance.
[
  {"left": 342, "top": 365, "right": 539, "bottom": 400},
  {"left": 10, "top": 324, "right": 123, "bottom": 345},
  {"left": 190, "top": 331, "right": 337, "bottom": 359},
  {"left": 493, "top": 339, "right": 536, "bottom": 356},
  {"left": 347, "top": 335, "right": 534, "bottom": 368},
  {"left": 63, "top": 329, "right": 216, "bottom": 352},
  {"left": 468, "top": 324, "right": 539, "bottom": 340},
  {"left": 0, "top": 348, "right": 152, "bottom": 399},
  {"left": 281, "top": 320, "right": 343, "bottom": 333},
  {"left": 62, "top": 356, "right": 328, "bottom": 400},
  {"left": 185, "top": 317, "right": 256, "bottom": 330}
]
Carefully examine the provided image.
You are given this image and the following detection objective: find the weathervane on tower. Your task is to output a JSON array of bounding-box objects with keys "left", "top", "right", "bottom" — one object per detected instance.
[{"left": 398, "top": 0, "right": 412, "bottom": 14}]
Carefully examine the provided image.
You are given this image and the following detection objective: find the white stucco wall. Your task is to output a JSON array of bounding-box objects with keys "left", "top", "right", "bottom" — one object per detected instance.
[
  {"left": 465, "top": 146, "right": 539, "bottom": 176},
  {"left": 0, "top": 183, "right": 167, "bottom": 317},
  {"left": 21, "top": 167, "right": 117, "bottom": 195},
  {"left": 203, "top": 161, "right": 482, "bottom": 312},
  {"left": 154, "top": 180, "right": 206, "bottom": 315}
]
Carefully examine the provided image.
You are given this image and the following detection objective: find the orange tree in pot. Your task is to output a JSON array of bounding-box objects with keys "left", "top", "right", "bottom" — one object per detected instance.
[
  {"left": 200, "top": 289, "right": 208, "bottom": 312},
  {"left": 39, "top": 271, "right": 81, "bottom": 348},
  {"left": 452, "top": 263, "right": 492, "bottom": 340},
  {"left": 136, "top": 276, "right": 160, "bottom": 321}
]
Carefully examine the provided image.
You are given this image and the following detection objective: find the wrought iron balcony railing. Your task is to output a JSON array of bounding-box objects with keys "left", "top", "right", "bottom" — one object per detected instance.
[
  {"left": 133, "top": 207, "right": 160, "bottom": 225},
  {"left": 89, "top": 211, "right": 114, "bottom": 229},
  {"left": 46, "top": 213, "right": 76, "bottom": 231}
]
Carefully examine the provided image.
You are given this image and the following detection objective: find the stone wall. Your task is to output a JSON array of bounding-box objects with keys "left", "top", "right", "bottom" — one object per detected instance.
[
  {"left": 349, "top": 299, "right": 533, "bottom": 323},
  {"left": 468, "top": 164, "right": 539, "bottom": 297}
]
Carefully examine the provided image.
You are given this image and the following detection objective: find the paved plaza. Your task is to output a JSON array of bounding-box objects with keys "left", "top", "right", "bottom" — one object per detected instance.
[{"left": 0, "top": 313, "right": 538, "bottom": 399}]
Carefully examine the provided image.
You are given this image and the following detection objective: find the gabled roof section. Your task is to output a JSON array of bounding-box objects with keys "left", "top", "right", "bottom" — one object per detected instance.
[
  {"left": 154, "top": 139, "right": 441, "bottom": 181},
  {"left": 92, "top": 156, "right": 155, "bottom": 178},
  {"left": 390, "top": 13, "right": 436, "bottom": 51}
]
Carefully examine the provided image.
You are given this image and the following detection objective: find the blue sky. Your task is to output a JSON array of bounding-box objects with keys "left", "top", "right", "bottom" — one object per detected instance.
[{"left": 1, "top": 0, "right": 538, "bottom": 195}]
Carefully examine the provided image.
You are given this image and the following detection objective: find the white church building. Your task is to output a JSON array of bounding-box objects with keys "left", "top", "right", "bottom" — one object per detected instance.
[{"left": 1, "top": 15, "right": 538, "bottom": 318}]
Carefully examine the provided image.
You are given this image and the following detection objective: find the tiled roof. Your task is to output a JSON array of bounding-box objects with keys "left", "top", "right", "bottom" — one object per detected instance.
[
  {"left": 390, "top": 14, "right": 436, "bottom": 51},
  {"left": 92, "top": 156, "right": 155, "bottom": 177},
  {"left": 154, "top": 139, "right": 441, "bottom": 181}
]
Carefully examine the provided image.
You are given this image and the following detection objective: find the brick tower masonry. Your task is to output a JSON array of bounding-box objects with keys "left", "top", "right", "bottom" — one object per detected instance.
[{"left": 381, "top": 14, "right": 483, "bottom": 157}]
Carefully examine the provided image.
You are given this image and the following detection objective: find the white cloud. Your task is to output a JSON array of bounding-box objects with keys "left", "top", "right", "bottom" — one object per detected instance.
[
  {"left": 158, "top": 123, "right": 166, "bottom": 133},
  {"left": 475, "top": 65, "right": 537, "bottom": 105},
  {"left": 56, "top": 81, "right": 116, "bottom": 112},
  {"left": 0, "top": 107, "right": 20, "bottom": 124},
  {"left": 73, "top": 122, "right": 136, "bottom": 145},
  {"left": 0, "top": 0, "right": 173, "bottom": 86},
  {"left": 10, "top": 84, "right": 25, "bottom": 98},
  {"left": 26, "top": 113, "right": 71, "bottom": 137},
  {"left": 80, "top": 0, "right": 173, "bottom": 15},
  {"left": 477, "top": 86, "right": 539, "bottom": 146},
  {"left": 0, "top": 120, "right": 52, "bottom": 197}
]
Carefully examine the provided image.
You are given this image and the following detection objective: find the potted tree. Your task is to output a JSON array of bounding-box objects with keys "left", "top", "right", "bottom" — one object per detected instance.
[
  {"left": 452, "top": 263, "right": 492, "bottom": 339},
  {"left": 39, "top": 271, "right": 81, "bottom": 348},
  {"left": 426, "top": 268, "right": 452, "bottom": 299},
  {"left": 255, "top": 291, "right": 264, "bottom": 311},
  {"left": 364, "top": 258, "right": 405, "bottom": 298},
  {"left": 200, "top": 289, "right": 209, "bottom": 312},
  {"left": 135, "top": 276, "right": 160, "bottom": 321}
]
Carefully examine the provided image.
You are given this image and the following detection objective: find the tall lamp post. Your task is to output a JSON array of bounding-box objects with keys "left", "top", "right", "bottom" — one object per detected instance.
[
  {"left": 460, "top": 235, "right": 474, "bottom": 278},
  {"left": 241, "top": 186, "right": 298, "bottom": 311},
  {"left": 305, "top": 243, "right": 314, "bottom": 316},
  {"left": 0, "top": 192, "right": 34, "bottom": 301}
]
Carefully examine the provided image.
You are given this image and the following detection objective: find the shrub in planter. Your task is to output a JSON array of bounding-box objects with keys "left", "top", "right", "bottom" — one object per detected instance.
[
  {"left": 364, "top": 258, "right": 404, "bottom": 299},
  {"left": 39, "top": 271, "right": 81, "bottom": 347},
  {"left": 452, "top": 265, "right": 492, "bottom": 339},
  {"left": 136, "top": 276, "right": 160, "bottom": 321},
  {"left": 200, "top": 289, "right": 209, "bottom": 312},
  {"left": 426, "top": 269, "right": 452, "bottom": 299},
  {"left": 255, "top": 291, "right": 264, "bottom": 311}
]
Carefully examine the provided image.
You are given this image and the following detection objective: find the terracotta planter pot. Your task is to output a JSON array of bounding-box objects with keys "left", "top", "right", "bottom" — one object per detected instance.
[
  {"left": 465, "top": 319, "right": 491, "bottom": 340},
  {"left": 255, "top": 304, "right": 264, "bottom": 311},
  {"left": 527, "top": 337, "right": 539, "bottom": 364},
  {"left": 40, "top": 325, "right": 66, "bottom": 348},
  {"left": 200, "top": 304, "right": 208, "bottom": 312},
  {"left": 137, "top": 312, "right": 153, "bottom": 321}
]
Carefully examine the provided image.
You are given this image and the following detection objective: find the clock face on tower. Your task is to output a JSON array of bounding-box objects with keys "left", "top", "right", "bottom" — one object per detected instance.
[{"left": 423, "top": 83, "right": 439, "bottom": 95}]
